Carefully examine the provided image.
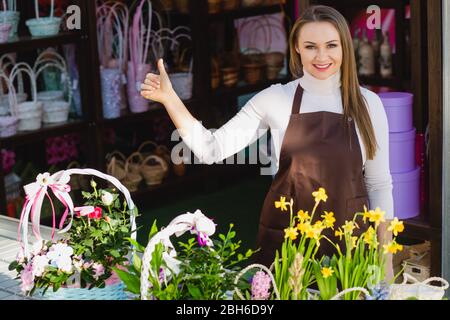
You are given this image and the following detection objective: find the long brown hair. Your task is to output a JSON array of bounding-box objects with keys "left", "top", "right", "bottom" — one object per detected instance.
[{"left": 289, "top": 5, "right": 377, "bottom": 160}]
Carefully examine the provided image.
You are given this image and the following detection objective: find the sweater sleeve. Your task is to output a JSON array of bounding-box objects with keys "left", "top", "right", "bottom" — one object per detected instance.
[
  {"left": 178, "top": 88, "right": 271, "bottom": 165},
  {"left": 363, "top": 89, "right": 395, "bottom": 220}
]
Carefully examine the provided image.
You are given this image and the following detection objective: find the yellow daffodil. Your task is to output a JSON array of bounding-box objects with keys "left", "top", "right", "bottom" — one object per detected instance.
[
  {"left": 284, "top": 227, "right": 298, "bottom": 241},
  {"left": 383, "top": 240, "right": 403, "bottom": 254},
  {"left": 363, "top": 226, "right": 377, "bottom": 246},
  {"left": 275, "top": 196, "right": 289, "bottom": 212},
  {"left": 362, "top": 205, "right": 371, "bottom": 224},
  {"left": 342, "top": 220, "right": 357, "bottom": 235},
  {"left": 321, "top": 267, "right": 334, "bottom": 278},
  {"left": 297, "top": 210, "right": 310, "bottom": 222},
  {"left": 321, "top": 211, "right": 336, "bottom": 229},
  {"left": 305, "top": 224, "right": 321, "bottom": 240},
  {"left": 369, "top": 207, "right": 386, "bottom": 227},
  {"left": 312, "top": 187, "right": 328, "bottom": 203},
  {"left": 297, "top": 221, "right": 310, "bottom": 234},
  {"left": 388, "top": 217, "right": 405, "bottom": 236},
  {"left": 335, "top": 228, "right": 344, "bottom": 241}
]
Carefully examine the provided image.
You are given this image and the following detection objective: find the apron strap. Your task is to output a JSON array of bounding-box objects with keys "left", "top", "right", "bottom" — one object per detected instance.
[{"left": 291, "top": 84, "right": 304, "bottom": 115}]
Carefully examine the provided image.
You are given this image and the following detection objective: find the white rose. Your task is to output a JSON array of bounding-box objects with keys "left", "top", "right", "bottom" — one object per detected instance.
[
  {"left": 101, "top": 191, "right": 114, "bottom": 206},
  {"left": 31, "top": 255, "right": 49, "bottom": 277}
]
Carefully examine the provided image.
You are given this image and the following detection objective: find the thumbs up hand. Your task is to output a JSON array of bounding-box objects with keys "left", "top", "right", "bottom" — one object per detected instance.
[{"left": 140, "top": 59, "right": 175, "bottom": 105}]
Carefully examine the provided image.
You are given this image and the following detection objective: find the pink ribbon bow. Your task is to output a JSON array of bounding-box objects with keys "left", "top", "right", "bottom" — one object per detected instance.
[{"left": 18, "top": 171, "right": 75, "bottom": 250}]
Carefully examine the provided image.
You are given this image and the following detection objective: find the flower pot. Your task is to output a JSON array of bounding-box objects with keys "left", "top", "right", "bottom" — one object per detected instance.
[
  {"left": 26, "top": 17, "right": 62, "bottom": 37},
  {"left": 127, "top": 62, "right": 150, "bottom": 113}
]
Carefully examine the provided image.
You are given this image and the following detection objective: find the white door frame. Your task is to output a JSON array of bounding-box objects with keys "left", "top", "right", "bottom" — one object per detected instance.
[{"left": 442, "top": 0, "right": 450, "bottom": 292}]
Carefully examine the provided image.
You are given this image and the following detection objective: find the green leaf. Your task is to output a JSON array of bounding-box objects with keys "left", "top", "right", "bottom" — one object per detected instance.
[
  {"left": 125, "top": 237, "right": 145, "bottom": 252},
  {"left": 81, "top": 191, "right": 92, "bottom": 199},
  {"left": 8, "top": 261, "right": 19, "bottom": 271},
  {"left": 133, "top": 253, "right": 142, "bottom": 272},
  {"left": 112, "top": 267, "right": 141, "bottom": 294},
  {"left": 110, "top": 250, "right": 121, "bottom": 258},
  {"left": 148, "top": 220, "right": 159, "bottom": 240},
  {"left": 187, "top": 284, "right": 202, "bottom": 299}
]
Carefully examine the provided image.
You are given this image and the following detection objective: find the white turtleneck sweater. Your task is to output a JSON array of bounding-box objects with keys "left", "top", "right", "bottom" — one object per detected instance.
[{"left": 180, "top": 69, "right": 394, "bottom": 219}]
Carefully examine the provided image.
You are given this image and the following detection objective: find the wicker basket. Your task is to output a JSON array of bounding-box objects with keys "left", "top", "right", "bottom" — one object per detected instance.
[
  {"left": 155, "top": 145, "right": 172, "bottom": 177},
  {"left": 223, "top": 0, "right": 240, "bottom": 11},
  {"left": 0, "top": 23, "right": 11, "bottom": 43},
  {"left": 137, "top": 140, "right": 158, "bottom": 160},
  {"left": 175, "top": 0, "right": 189, "bottom": 13},
  {"left": 26, "top": 17, "right": 61, "bottom": 37},
  {"left": 242, "top": 62, "right": 264, "bottom": 84},
  {"left": 126, "top": 152, "right": 143, "bottom": 175},
  {"left": 17, "top": 168, "right": 138, "bottom": 300},
  {"left": 10, "top": 63, "right": 43, "bottom": 132},
  {"left": 122, "top": 154, "right": 143, "bottom": 192},
  {"left": 140, "top": 155, "right": 168, "bottom": 186},
  {"left": 106, "top": 154, "right": 127, "bottom": 182},
  {"left": 221, "top": 67, "right": 239, "bottom": 87},
  {"left": 208, "top": 0, "right": 222, "bottom": 13},
  {"left": 0, "top": 11, "right": 20, "bottom": 38}
]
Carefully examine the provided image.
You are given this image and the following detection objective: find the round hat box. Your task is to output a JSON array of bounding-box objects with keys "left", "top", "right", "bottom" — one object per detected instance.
[
  {"left": 389, "top": 128, "right": 416, "bottom": 173},
  {"left": 378, "top": 92, "right": 413, "bottom": 133},
  {"left": 392, "top": 166, "right": 420, "bottom": 219}
]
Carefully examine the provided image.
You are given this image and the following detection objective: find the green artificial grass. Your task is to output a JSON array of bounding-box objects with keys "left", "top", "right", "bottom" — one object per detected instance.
[{"left": 136, "top": 175, "right": 272, "bottom": 249}]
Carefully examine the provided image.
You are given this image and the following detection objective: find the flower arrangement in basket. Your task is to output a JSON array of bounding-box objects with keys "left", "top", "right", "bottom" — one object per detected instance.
[
  {"left": 233, "top": 187, "right": 411, "bottom": 300},
  {"left": 26, "top": 0, "right": 61, "bottom": 37},
  {"left": 8, "top": 168, "right": 138, "bottom": 299},
  {"left": 115, "top": 210, "right": 257, "bottom": 300}
]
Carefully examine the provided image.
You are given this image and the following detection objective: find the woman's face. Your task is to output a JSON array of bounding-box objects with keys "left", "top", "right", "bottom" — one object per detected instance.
[{"left": 295, "top": 21, "right": 343, "bottom": 80}]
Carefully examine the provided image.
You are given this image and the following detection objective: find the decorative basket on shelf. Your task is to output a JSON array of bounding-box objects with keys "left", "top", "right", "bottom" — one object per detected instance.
[
  {"left": 169, "top": 33, "right": 193, "bottom": 101},
  {"left": 137, "top": 140, "right": 159, "bottom": 160},
  {"left": 66, "top": 161, "right": 90, "bottom": 191},
  {"left": 26, "top": 0, "right": 61, "bottom": 37},
  {"left": 126, "top": 151, "right": 143, "bottom": 175},
  {"left": 0, "top": 71, "right": 18, "bottom": 137},
  {"left": 106, "top": 151, "right": 127, "bottom": 182},
  {"left": 1, "top": 54, "right": 28, "bottom": 116},
  {"left": 35, "top": 62, "right": 72, "bottom": 124},
  {"left": 223, "top": 0, "right": 240, "bottom": 11},
  {"left": 140, "top": 155, "right": 168, "bottom": 186},
  {"left": 241, "top": 48, "right": 265, "bottom": 84},
  {"left": 0, "top": 0, "right": 19, "bottom": 39},
  {"left": 221, "top": 66, "right": 239, "bottom": 87},
  {"left": 9, "top": 63, "right": 43, "bottom": 132},
  {"left": 122, "top": 153, "right": 143, "bottom": 192},
  {"left": 13, "top": 168, "right": 138, "bottom": 300},
  {"left": 97, "top": 1, "right": 129, "bottom": 115}
]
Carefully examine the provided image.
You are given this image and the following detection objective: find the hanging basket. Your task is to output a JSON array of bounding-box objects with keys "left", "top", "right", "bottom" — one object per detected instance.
[
  {"left": 0, "top": 11, "right": 20, "bottom": 38},
  {"left": 26, "top": 17, "right": 61, "bottom": 37},
  {"left": 140, "top": 155, "right": 168, "bottom": 186}
]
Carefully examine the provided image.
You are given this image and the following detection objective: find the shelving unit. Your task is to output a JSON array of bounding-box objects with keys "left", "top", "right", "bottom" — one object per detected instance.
[{"left": 0, "top": 1, "right": 296, "bottom": 213}]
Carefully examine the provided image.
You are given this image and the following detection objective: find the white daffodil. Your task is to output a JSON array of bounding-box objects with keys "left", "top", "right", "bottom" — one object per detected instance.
[{"left": 101, "top": 191, "right": 114, "bottom": 206}]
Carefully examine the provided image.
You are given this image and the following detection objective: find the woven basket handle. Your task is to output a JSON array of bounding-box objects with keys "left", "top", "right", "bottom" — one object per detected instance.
[
  {"left": 106, "top": 150, "right": 127, "bottom": 163},
  {"left": 402, "top": 273, "right": 449, "bottom": 290},
  {"left": 34, "top": 49, "right": 67, "bottom": 71},
  {"left": 10, "top": 63, "right": 37, "bottom": 104},
  {"left": 330, "top": 287, "right": 371, "bottom": 300},
  {"left": 0, "top": 71, "right": 17, "bottom": 116},
  {"left": 142, "top": 155, "right": 168, "bottom": 172},
  {"left": 233, "top": 263, "right": 280, "bottom": 300},
  {"left": 137, "top": 140, "right": 158, "bottom": 154},
  {"left": 125, "top": 152, "right": 143, "bottom": 173},
  {"left": 35, "top": 62, "right": 72, "bottom": 104}
]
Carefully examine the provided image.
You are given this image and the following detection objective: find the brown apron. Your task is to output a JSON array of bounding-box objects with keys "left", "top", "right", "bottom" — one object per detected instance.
[{"left": 255, "top": 84, "right": 369, "bottom": 267}]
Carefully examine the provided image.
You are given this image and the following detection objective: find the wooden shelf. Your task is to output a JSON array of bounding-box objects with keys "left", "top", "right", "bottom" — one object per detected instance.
[
  {"left": 0, "top": 119, "right": 88, "bottom": 148},
  {"left": 358, "top": 75, "right": 407, "bottom": 89},
  {"left": 213, "top": 75, "right": 291, "bottom": 99},
  {"left": 0, "top": 31, "right": 82, "bottom": 54},
  {"left": 402, "top": 214, "right": 441, "bottom": 241}
]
